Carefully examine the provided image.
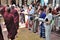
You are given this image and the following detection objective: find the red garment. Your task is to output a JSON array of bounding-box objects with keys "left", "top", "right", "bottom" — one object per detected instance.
[
  {"left": 1, "top": 6, "right": 6, "bottom": 15},
  {"left": 3, "top": 12, "right": 17, "bottom": 39},
  {"left": 25, "top": 20, "right": 28, "bottom": 28},
  {"left": 11, "top": 9, "right": 19, "bottom": 30}
]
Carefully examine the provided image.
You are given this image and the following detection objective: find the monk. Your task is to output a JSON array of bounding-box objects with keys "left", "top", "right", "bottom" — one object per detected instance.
[
  {"left": 11, "top": 6, "right": 19, "bottom": 35},
  {"left": 3, "top": 7, "right": 17, "bottom": 40}
]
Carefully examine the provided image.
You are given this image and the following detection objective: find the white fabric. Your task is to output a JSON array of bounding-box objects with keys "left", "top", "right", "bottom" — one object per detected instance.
[
  {"left": 58, "top": 17, "right": 60, "bottom": 27},
  {"left": 35, "top": 17, "right": 39, "bottom": 20},
  {"left": 39, "top": 18, "right": 45, "bottom": 25},
  {"left": 39, "top": 18, "right": 44, "bottom": 22},
  {"left": 44, "top": 13, "right": 52, "bottom": 40},
  {"left": 19, "top": 23, "right": 26, "bottom": 28},
  {"left": 45, "top": 13, "right": 52, "bottom": 21},
  {"left": 24, "top": 9, "right": 28, "bottom": 23}
]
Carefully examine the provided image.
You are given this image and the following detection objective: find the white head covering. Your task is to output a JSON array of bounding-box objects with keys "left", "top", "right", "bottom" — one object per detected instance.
[{"left": 12, "top": 4, "right": 16, "bottom": 7}]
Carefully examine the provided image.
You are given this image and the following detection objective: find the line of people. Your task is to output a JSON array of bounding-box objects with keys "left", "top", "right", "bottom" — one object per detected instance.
[{"left": 19, "top": 2, "right": 60, "bottom": 40}]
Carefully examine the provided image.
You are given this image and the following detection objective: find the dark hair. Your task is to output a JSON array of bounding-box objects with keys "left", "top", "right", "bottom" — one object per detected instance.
[
  {"left": 39, "top": 8, "right": 44, "bottom": 11},
  {"left": 56, "top": 6, "right": 60, "bottom": 12},
  {"left": 43, "top": 5, "right": 47, "bottom": 9},
  {"left": 11, "top": 6, "right": 14, "bottom": 9},
  {"left": 7, "top": 8, "right": 11, "bottom": 13},
  {"left": 45, "top": 18, "right": 48, "bottom": 22},
  {"left": 30, "top": 17, "right": 34, "bottom": 20},
  {"left": 31, "top": 1, "right": 34, "bottom": 4},
  {"left": 7, "top": 5, "right": 9, "bottom": 7},
  {"left": 48, "top": 8, "right": 52, "bottom": 13}
]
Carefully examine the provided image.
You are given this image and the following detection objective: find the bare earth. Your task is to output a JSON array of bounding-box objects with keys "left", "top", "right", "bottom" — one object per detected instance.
[{"left": 15, "top": 28, "right": 44, "bottom": 40}]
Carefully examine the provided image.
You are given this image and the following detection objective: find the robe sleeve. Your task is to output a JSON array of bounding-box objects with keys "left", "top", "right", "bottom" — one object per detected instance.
[
  {"left": 14, "top": 10, "right": 19, "bottom": 29},
  {"left": 0, "top": 7, "right": 5, "bottom": 15}
]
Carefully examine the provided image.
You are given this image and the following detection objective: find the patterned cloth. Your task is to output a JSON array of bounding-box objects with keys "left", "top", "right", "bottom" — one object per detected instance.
[
  {"left": 40, "top": 22, "right": 45, "bottom": 38},
  {"left": 39, "top": 12, "right": 46, "bottom": 38}
]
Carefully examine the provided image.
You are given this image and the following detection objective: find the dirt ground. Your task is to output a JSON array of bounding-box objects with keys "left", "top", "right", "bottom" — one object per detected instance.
[{"left": 15, "top": 28, "right": 44, "bottom": 40}]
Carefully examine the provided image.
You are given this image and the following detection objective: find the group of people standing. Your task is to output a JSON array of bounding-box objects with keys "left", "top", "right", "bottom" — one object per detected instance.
[
  {"left": 18, "top": 2, "right": 53, "bottom": 40},
  {"left": 20, "top": 1, "right": 60, "bottom": 40},
  {"left": 0, "top": 5, "right": 19, "bottom": 40},
  {"left": 0, "top": 1, "right": 60, "bottom": 40}
]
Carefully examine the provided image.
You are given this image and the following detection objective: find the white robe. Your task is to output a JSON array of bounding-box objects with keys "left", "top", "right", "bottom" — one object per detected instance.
[{"left": 44, "top": 13, "right": 52, "bottom": 40}]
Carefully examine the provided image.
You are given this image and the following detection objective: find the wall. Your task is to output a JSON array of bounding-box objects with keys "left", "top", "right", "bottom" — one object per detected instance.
[{"left": 1, "top": 0, "right": 6, "bottom": 5}]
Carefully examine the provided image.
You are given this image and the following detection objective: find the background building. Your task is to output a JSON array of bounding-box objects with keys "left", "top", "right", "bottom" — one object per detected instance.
[
  {"left": 0, "top": 0, "right": 39, "bottom": 6},
  {"left": 0, "top": 0, "right": 60, "bottom": 7},
  {"left": 0, "top": 0, "right": 19, "bottom": 5}
]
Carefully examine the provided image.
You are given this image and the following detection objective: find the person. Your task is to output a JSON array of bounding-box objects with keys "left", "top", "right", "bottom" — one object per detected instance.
[
  {"left": 28, "top": 5, "right": 35, "bottom": 31},
  {"left": 0, "top": 5, "right": 7, "bottom": 40},
  {"left": 0, "top": 9, "right": 4, "bottom": 40},
  {"left": 23, "top": 6, "right": 29, "bottom": 28},
  {"left": 33, "top": 6, "right": 40, "bottom": 33},
  {"left": 3, "top": 7, "right": 17, "bottom": 40},
  {"left": 11, "top": 5, "right": 19, "bottom": 30},
  {"left": 44, "top": 8, "right": 53, "bottom": 40},
  {"left": 20, "top": 12, "right": 25, "bottom": 23},
  {"left": 39, "top": 8, "right": 46, "bottom": 38},
  {"left": 11, "top": 5, "right": 19, "bottom": 39},
  {"left": 33, "top": 14, "right": 39, "bottom": 33},
  {"left": 0, "top": 10, "right": 8, "bottom": 40}
]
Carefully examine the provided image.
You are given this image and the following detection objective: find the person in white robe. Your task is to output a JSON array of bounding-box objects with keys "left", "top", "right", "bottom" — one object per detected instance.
[{"left": 44, "top": 8, "right": 53, "bottom": 40}]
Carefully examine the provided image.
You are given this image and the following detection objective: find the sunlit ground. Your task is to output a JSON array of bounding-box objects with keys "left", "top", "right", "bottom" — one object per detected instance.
[{"left": 15, "top": 28, "right": 44, "bottom": 40}]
